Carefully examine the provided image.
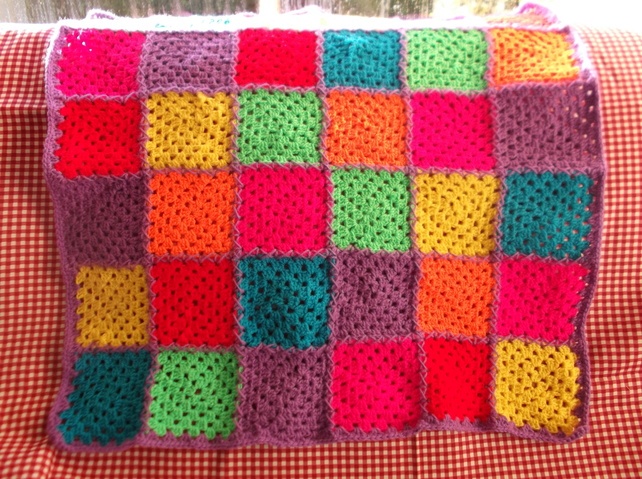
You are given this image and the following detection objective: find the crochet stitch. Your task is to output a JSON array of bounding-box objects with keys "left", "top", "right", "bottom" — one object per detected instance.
[{"left": 44, "top": 4, "right": 604, "bottom": 451}]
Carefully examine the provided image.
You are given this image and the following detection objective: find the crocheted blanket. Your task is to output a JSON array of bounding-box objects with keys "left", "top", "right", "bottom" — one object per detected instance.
[{"left": 43, "top": 4, "right": 605, "bottom": 452}]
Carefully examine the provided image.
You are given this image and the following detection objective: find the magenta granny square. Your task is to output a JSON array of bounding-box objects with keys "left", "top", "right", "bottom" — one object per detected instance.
[
  {"left": 237, "top": 166, "right": 329, "bottom": 253},
  {"left": 496, "top": 258, "right": 589, "bottom": 342},
  {"left": 411, "top": 91, "right": 495, "bottom": 171},
  {"left": 56, "top": 28, "right": 145, "bottom": 96}
]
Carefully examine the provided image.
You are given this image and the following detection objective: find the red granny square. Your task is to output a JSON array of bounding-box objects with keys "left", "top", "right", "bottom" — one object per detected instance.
[
  {"left": 150, "top": 259, "right": 236, "bottom": 347},
  {"left": 237, "top": 166, "right": 329, "bottom": 253},
  {"left": 424, "top": 337, "right": 492, "bottom": 422},
  {"left": 55, "top": 99, "right": 142, "bottom": 179},
  {"left": 235, "top": 29, "right": 318, "bottom": 88}
]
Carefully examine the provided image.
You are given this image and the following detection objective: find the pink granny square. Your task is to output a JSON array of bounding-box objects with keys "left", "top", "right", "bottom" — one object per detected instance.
[
  {"left": 237, "top": 166, "right": 329, "bottom": 253},
  {"left": 56, "top": 29, "right": 145, "bottom": 96},
  {"left": 331, "top": 340, "right": 421, "bottom": 433},
  {"left": 496, "top": 258, "right": 588, "bottom": 342},
  {"left": 411, "top": 92, "right": 495, "bottom": 171}
]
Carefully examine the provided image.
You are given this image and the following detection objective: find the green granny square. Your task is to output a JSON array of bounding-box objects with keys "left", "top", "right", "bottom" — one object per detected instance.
[
  {"left": 148, "top": 350, "right": 239, "bottom": 440},
  {"left": 237, "top": 89, "right": 323, "bottom": 164},
  {"left": 332, "top": 168, "right": 411, "bottom": 252},
  {"left": 406, "top": 29, "right": 488, "bottom": 91}
]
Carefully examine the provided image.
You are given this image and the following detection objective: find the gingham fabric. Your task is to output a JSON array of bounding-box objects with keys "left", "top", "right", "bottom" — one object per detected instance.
[{"left": 0, "top": 24, "right": 640, "bottom": 479}]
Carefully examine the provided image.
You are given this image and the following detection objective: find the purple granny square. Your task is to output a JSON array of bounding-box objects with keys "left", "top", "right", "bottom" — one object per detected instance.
[
  {"left": 237, "top": 346, "right": 329, "bottom": 444},
  {"left": 54, "top": 175, "right": 146, "bottom": 266},
  {"left": 140, "top": 32, "right": 235, "bottom": 93},
  {"left": 493, "top": 81, "right": 601, "bottom": 172},
  {"left": 331, "top": 251, "right": 417, "bottom": 340}
]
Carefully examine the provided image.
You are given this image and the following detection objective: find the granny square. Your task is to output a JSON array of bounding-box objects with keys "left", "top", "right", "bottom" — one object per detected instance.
[
  {"left": 140, "top": 32, "right": 235, "bottom": 93},
  {"left": 331, "top": 251, "right": 417, "bottom": 340},
  {"left": 146, "top": 92, "right": 234, "bottom": 170},
  {"left": 56, "top": 29, "right": 144, "bottom": 96},
  {"left": 495, "top": 340, "right": 581, "bottom": 435},
  {"left": 414, "top": 173, "right": 500, "bottom": 256},
  {"left": 236, "top": 29, "right": 318, "bottom": 87},
  {"left": 322, "top": 30, "right": 401, "bottom": 90},
  {"left": 55, "top": 99, "right": 142, "bottom": 178},
  {"left": 238, "top": 346, "right": 329, "bottom": 443},
  {"left": 75, "top": 265, "right": 150, "bottom": 348},
  {"left": 417, "top": 257, "right": 494, "bottom": 337},
  {"left": 496, "top": 258, "right": 588, "bottom": 342},
  {"left": 237, "top": 90, "right": 323, "bottom": 165},
  {"left": 56, "top": 175, "right": 147, "bottom": 265},
  {"left": 326, "top": 90, "right": 407, "bottom": 167},
  {"left": 148, "top": 171, "right": 236, "bottom": 256},
  {"left": 424, "top": 338, "right": 492, "bottom": 422},
  {"left": 489, "top": 29, "right": 580, "bottom": 86},
  {"left": 332, "top": 168, "right": 411, "bottom": 252},
  {"left": 58, "top": 351, "right": 151, "bottom": 446},
  {"left": 406, "top": 29, "right": 488, "bottom": 91},
  {"left": 150, "top": 259, "right": 236, "bottom": 347},
  {"left": 493, "top": 82, "right": 601, "bottom": 171},
  {"left": 411, "top": 92, "right": 495, "bottom": 171},
  {"left": 148, "top": 350, "right": 239, "bottom": 440},
  {"left": 501, "top": 172, "right": 594, "bottom": 260},
  {"left": 239, "top": 256, "right": 331, "bottom": 349},
  {"left": 237, "top": 166, "right": 329, "bottom": 253},
  {"left": 331, "top": 340, "right": 422, "bottom": 433},
  {"left": 45, "top": 7, "right": 605, "bottom": 451}
]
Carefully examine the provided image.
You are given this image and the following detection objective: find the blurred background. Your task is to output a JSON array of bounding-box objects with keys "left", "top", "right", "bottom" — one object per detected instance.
[{"left": 0, "top": 0, "right": 637, "bottom": 30}]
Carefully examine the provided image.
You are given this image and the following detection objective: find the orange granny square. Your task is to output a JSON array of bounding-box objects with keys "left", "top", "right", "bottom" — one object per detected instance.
[
  {"left": 326, "top": 91, "right": 407, "bottom": 167},
  {"left": 148, "top": 171, "right": 236, "bottom": 256}
]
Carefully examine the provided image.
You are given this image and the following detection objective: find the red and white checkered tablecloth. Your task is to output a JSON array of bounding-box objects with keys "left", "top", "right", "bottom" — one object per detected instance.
[{"left": 0, "top": 26, "right": 640, "bottom": 479}]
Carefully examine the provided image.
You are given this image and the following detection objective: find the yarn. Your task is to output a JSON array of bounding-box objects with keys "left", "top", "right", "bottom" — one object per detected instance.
[
  {"left": 237, "top": 89, "right": 323, "bottom": 164},
  {"left": 148, "top": 171, "right": 236, "bottom": 256},
  {"left": 150, "top": 259, "right": 236, "bottom": 347},
  {"left": 239, "top": 256, "right": 331, "bottom": 349},
  {"left": 490, "top": 29, "right": 580, "bottom": 86},
  {"left": 146, "top": 92, "right": 233, "bottom": 170},
  {"left": 75, "top": 265, "right": 149, "bottom": 347},
  {"left": 323, "top": 30, "right": 401, "bottom": 90},
  {"left": 58, "top": 351, "right": 150, "bottom": 446},
  {"left": 56, "top": 29, "right": 144, "bottom": 95},
  {"left": 331, "top": 340, "right": 421, "bottom": 432},
  {"left": 140, "top": 32, "right": 235, "bottom": 93},
  {"left": 326, "top": 90, "right": 407, "bottom": 167},
  {"left": 411, "top": 91, "right": 495, "bottom": 170},
  {"left": 424, "top": 338, "right": 492, "bottom": 421},
  {"left": 417, "top": 257, "right": 494, "bottom": 337},
  {"left": 332, "top": 168, "right": 411, "bottom": 252},
  {"left": 55, "top": 99, "right": 142, "bottom": 179},
  {"left": 501, "top": 172, "right": 593, "bottom": 260},
  {"left": 406, "top": 29, "right": 488, "bottom": 91},
  {"left": 495, "top": 340, "right": 581, "bottom": 435},
  {"left": 414, "top": 173, "right": 500, "bottom": 256},
  {"left": 46, "top": 10, "right": 604, "bottom": 449},
  {"left": 236, "top": 29, "right": 318, "bottom": 87},
  {"left": 237, "top": 166, "right": 329, "bottom": 253},
  {"left": 148, "top": 350, "right": 239, "bottom": 440}
]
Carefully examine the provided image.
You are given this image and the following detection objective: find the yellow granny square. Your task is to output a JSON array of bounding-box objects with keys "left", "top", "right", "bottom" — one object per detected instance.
[
  {"left": 414, "top": 173, "right": 499, "bottom": 256},
  {"left": 146, "top": 92, "right": 233, "bottom": 169},
  {"left": 495, "top": 339, "right": 581, "bottom": 435},
  {"left": 75, "top": 265, "right": 150, "bottom": 347}
]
